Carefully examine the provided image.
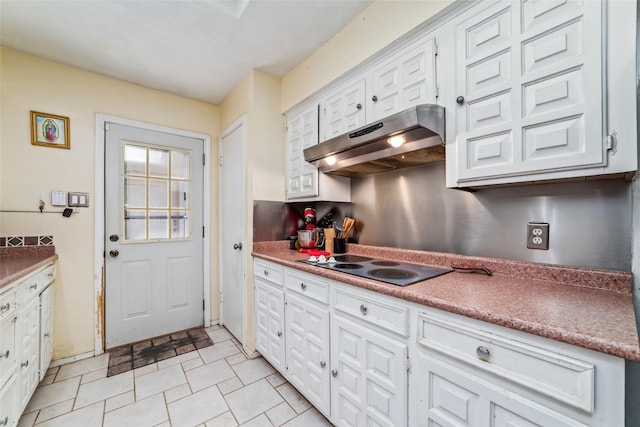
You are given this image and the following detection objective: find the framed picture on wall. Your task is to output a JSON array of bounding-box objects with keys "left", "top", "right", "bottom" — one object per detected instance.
[{"left": 30, "top": 110, "right": 70, "bottom": 149}]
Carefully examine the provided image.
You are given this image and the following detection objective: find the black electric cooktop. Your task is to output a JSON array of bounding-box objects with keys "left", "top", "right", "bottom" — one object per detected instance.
[{"left": 299, "top": 254, "right": 452, "bottom": 286}]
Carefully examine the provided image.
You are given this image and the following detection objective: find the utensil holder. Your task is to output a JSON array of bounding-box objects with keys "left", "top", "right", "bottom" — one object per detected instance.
[{"left": 333, "top": 238, "right": 346, "bottom": 254}]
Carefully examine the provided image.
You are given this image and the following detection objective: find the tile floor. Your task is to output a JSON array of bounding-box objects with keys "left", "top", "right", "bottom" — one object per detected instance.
[{"left": 17, "top": 326, "right": 333, "bottom": 427}]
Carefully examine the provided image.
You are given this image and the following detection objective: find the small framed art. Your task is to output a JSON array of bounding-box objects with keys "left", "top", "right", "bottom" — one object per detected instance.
[{"left": 30, "top": 110, "right": 70, "bottom": 149}]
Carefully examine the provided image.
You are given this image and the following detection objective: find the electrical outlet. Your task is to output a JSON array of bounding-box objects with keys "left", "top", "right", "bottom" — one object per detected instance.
[{"left": 527, "top": 222, "right": 549, "bottom": 250}]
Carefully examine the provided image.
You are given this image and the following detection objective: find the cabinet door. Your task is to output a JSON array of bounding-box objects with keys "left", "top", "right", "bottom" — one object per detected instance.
[
  {"left": 321, "top": 79, "right": 367, "bottom": 142},
  {"left": 254, "top": 279, "right": 285, "bottom": 373},
  {"left": 371, "top": 35, "right": 436, "bottom": 119},
  {"left": 331, "top": 315, "right": 408, "bottom": 427},
  {"left": 0, "top": 375, "right": 18, "bottom": 427},
  {"left": 39, "top": 285, "right": 54, "bottom": 381},
  {"left": 412, "top": 352, "right": 588, "bottom": 427},
  {"left": 17, "top": 297, "right": 40, "bottom": 412},
  {"left": 286, "top": 104, "right": 319, "bottom": 200},
  {"left": 452, "top": 0, "right": 604, "bottom": 185},
  {"left": 0, "top": 314, "right": 17, "bottom": 390},
  {"left": 285, "top": 292, "right": 331, "bottom": 417}
]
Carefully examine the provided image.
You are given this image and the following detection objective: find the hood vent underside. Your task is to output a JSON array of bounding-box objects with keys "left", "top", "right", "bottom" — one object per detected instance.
[{"left": 303, "top": 104, "right": 446, "bottom": 177}]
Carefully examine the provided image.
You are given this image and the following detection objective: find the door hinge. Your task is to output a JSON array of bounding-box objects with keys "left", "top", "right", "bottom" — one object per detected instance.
[
  {"left": 202, "top": 226, "right": 205, "bottom": 238},
  {"left": 219, "top": 155, "right": 223, "bottom": 167},
  {"left": 202, "top": 153, "right": 206, "bottom": 166},
  {"left": 434, "top": 38, "right": 438, "bottom": 56},
  {"left": 405, "top": 358, "right": 411, "bottom": 372},
  {"left": 202, "top": 299, "right": 205, "bottom": 311},
  {"left": 104, "top": 123, "right": 110, "bottom": 131},
  {"left": 435, "top": 85, "right": 440, "bottom": 99},
  {"left": 606, "top": 131, "right": 617, "bottom": 154}
]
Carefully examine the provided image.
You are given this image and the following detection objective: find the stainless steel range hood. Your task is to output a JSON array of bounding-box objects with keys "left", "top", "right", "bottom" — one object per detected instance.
[{"left": 303, "top": 104, "right": 446, "bottom": 177}]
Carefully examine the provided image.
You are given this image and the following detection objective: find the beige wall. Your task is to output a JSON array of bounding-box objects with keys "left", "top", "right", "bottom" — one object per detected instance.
[
  {"left": 0, "top": 47, "right": 220, "bottom": 359},
  {"left": 281, "top": 0, "right": 454, "bottom": 112}
]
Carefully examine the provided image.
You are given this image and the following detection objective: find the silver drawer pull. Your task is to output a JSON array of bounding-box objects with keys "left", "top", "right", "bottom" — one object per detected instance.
[
  {"left": 277, "top": 331, "right": 282, "bottom": 337},
  {"left": 48, "top": 272, "right": 54, "bottom": 278},
  {"left": 0, "top": 303, "right": 10, "bottom": 312},
  {"left": 21, "top": 360, "right": 29, "bottom": 368},
  {"left": 0, "top": 350, "right": 9, "bottom": 359},
  {"left": 320, "top": 361, "right": 326, "bottom": 368},
  {"left": 331, "top": 369, "right": 338, "bottom": 377},
  {"left": 0, "top": 416, "right": 8, "bottom": 426},
  {"left": 44, "top": 333, "right": 51, "bottom": 338},
  {"left": 476, "top": 346, "right": 491, "bottom": 360},
  {"left": 30, "top": 283, "right": 38, "bottom": 290},
  {"left": 264, "top": 270, "right": 269, "bottom": 276},
  {"left": 359, "top": 304, "right": 368, "bottom": 315},
  {"left": 300, "top": 283, "right": 306, "bottom": 290}
]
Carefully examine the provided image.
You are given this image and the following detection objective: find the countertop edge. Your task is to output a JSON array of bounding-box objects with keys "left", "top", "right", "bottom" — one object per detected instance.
[{"left": 0, "top": 254, "right": 58, "bottom": 289}]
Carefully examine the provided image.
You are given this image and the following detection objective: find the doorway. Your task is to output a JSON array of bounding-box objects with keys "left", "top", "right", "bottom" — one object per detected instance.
[{"left": 99, "top": 118, "right": 209, "bottom": 350}]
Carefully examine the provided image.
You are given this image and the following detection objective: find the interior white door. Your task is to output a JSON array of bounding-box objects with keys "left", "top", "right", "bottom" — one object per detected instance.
[
  {"left": 105, "top": 123, "right": 204, "bottom": 349},
  {"left": 219, "top": 119, "right": 245, "bottom": 343}
]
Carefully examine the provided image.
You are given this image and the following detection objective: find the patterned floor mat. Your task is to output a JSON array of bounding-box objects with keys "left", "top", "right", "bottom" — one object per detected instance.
[{"left": 106, "top": 328, "right": 213, "bottom": 376}]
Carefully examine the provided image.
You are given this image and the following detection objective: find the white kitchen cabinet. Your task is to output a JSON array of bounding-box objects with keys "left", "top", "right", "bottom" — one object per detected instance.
[
  {"left": 285, "top": 103, "right": 350, "bottom": 202},
  {"left": 284, "top": 270, "right": 331, "bottom": 417},
  {"left": 411, "top": 309, "right": 624, "bottom": 426},
  {"left": 254, "top": 260, "right": 285, "bottom": 373},
  {"left": 444, "top": 0, "right": 636, "bottom": 188},
  {"left": 0, "top": 263, "right": 56, "bottom": 427},
  {"left": 320, "top": 78, "right": 367, "bottom": 142}
]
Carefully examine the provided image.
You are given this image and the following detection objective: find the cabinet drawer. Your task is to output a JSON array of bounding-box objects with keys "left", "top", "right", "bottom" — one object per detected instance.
[
  {"left": 417, "top": 312, "right": 595, "bottom": 413},
  {"left": 17, "top": 272, "right": 41, "bottom": 305},
  {"left": 0, "top": 314, "right": 17, "bottom": 389},
  {"left": 0, "top": 287, "right": 16, "bottom": 323},
  {"left": 334, "top": 285, "right": 408, "bottom": 337},
  {"left": 42, "top": 264, "right": 56, "bottom": 285},
  {"left": 285, "top": 270, "right": 329, "bottom": 305},
  {"left": 254, "top": 260, "right": 283, "bottom": 287}
]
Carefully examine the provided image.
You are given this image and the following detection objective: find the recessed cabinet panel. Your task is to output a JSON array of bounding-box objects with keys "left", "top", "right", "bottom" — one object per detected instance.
[
  {"left": 466, "top": 131, "right": 514, "bottom": 172},
  {"left": 466, "top": 51, "right": 512, "bottom": 99},
  {"left": 522, "top": 19, "right": 583, "bottom": 76},
  {"left": 523, "top": 68, "right": 582, "bottom": 117},
  {"left": 467, "top": 91, "right": 512, "bottom": 131},
  {"left": 464, "top": 5, "right": 512, "bottom": 61},
  {"left": 430, "top": 369, "right": 480, "bottom": 424},
  {"left": 522, "top": 0, "right": 583, "bottom": 34}
]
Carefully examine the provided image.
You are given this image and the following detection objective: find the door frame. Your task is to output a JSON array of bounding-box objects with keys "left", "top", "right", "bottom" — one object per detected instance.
[
  {"left": 218, "top": 115, "right": 247, "bottom": 339},
  {"left": 94, "top": 114, "right": 211, "bottom": 355}
]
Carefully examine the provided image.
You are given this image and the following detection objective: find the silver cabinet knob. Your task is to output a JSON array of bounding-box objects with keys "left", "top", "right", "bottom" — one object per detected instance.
[
  {"left": 476, "top": 346, "right": 491, "bottom": 360},
  {"left": 320, "top": 361, "right": 326, "bottom": 368},
  {"left": 360, "top": 304, "right": 368, "bottom": 315},
  {"left": 264, "top": 270, "right": 269, "bottom": 276},
  {"left": 30, "top": 283, "right": 38, "bottom": 290},
  {"left": 109, "top": 250, "right": 119, "bottom": 257},
  {"left": 21, "top": 360, "right": 29, "bottom": 368},
  {"left": 44, "top": 333, "right": 50, "bottom": 338},
  {"left": 0, "top": 350, "right": 9, "bottom": 359},
  {"left": 233, "top": 242, "right": 243, "bottom": 250},
  {"left": 0, "top": 303, "right": 10, "bottom": 312},
  {"left": 331, "top": 369, "right": 338, "bottom": 377},
  {"left": 277, "top": 331, "right": 282, "bottom": 337},
  {"left": 300, "top": 283, "right": 306, "bottom": 290},
  {"left": 0, "top": 416, "right": 8, "bottom": 426}
]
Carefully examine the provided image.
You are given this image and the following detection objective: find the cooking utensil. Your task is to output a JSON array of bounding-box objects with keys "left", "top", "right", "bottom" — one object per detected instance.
[
  {"left": 298, "top": 229, "right": 325, "bottom": 249},
  {"left": 324, "top": 228, "right": 335, "bottom": 253},
  {"left": 451, "top": 265, "right": 492, "bottom": 276}
]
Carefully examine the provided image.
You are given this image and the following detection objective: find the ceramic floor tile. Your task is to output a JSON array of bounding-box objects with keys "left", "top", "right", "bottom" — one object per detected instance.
[
  {"left": 281, "top": 408, "right": 332, "bottom": 427},
  {"left": 17, "top": 410, "right": 38, "bottom": 427},
  {"left": 266, "top": 401, "right": 297, "bottom": 426},
  {"left": 225, "top": 379, "right": 284, "bottom": 424},
  {"left": 232, "top": 357, "right": 276, "bottom": 385},
  {"left": 25, "top": 377, "right": 80, "bottom": 412},
  {"left": 105, "top": 390, "right": 135, "bottom": 412},
  {"left": 55, "top": 354, "right": 110, "bottom": 381},
  {"left": 74, "top": 370, "right": 133, "bottom": 409},
  {"left": 34, "top": 399, "right": 74, "bottom": 423},
  {"left": 134, "top": 362, "right": 158, "bottom": 377},
  {"left": 276, "top": 383, "right": 311, "bottom": 414},
  {"left": 156, "top": 350, "right": 199, "bottom": 370},
  {"left": 80, "top": 367, "right": 107, "bottom": 384},
  {"left": 205, "top": 411, "right": 238, "bottom": 427},
  {"left": 186, "top": 359, "right": 236, "bottom": 392},
  {"left": 35, "top": 401, "right": 104, "bottom": 427},
  {"left": 266, "top": 372, "right": 286, "bottom": 388},
  {"left": 182, "top": 356, "right": 204, "bottom": 371},
  {"left": 164, "top": 383, "right": 192, "bottom": 403},
  {"left": 225, "top": 353, "right": 247, "bottom": 366},
  {"left": 217, "top": 376, "right": 244, "bottom": 395},
  {"left": 103, "top": 394, "right": 168, "bottom": 427},
  {"left": 198, "top": 340, "right": 240, "bottom": 364},
  {"left": 39, "top": 373, "right": 56, "bottom": 386},
  {"left": 135, "top": 363, "right": 187, "bottom": 401},
  {"left": 240, "top": 414, "right": 273, "bottom": 427},
  {"left": 207, "top": 328, "right": 234, "bottom": 343},
  {"left": 167, "top": 385, "right": 229, "bottom": 426}
]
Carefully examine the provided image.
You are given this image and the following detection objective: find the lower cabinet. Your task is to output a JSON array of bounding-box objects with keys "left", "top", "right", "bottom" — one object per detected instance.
[
  {"left": 253, "top": 258, "right": 625, "bottom": 427},
  {"left": 0, "top": 263, "right": 56, "bottom": 427}
]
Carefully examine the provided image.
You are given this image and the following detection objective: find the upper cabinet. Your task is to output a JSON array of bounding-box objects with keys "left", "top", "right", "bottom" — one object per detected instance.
[{"left": 443, "top": 0, "right": 637, "bottom": 188}]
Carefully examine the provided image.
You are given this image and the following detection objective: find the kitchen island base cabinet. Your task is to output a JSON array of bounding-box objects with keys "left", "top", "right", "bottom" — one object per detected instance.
[{"left": 331, "top": 315, "right": 408, "bottom": 427}]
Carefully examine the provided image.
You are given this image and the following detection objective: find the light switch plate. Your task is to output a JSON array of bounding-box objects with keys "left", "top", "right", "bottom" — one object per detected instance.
[
  {"left": 68, "top": 192, "right": 90, "bottom": 207},
  {"left": 51, "top": 191, "right": 67, "bottom": 206}
]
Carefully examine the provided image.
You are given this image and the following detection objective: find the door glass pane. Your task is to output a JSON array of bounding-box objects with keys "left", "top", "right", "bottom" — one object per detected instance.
[
  {"left": 149, "top": 179, "right": 168, "bottom": 208},
  {"left": 149, "top": 148, "right": 169, "bottom": 178},
  {"left": 125, "top": 210, "right": 146, "bottom": 240},
  {"left": 124, "top": 145, "right": 147, "bottom": 176},
  {"left": 171, "top": 182, "right": 188, "bottom": 209},
  {"left": 149, "top": 210, "right": 169, "bottom": 239},
  {"left": 124, "top": 177, "right": 146, "bottom": 208},
  {"left": 171, "top": 210, "right": 189, "bottom": 238},
  {"left": 172, "top": 151, "right": 189, "bottom": 179}
]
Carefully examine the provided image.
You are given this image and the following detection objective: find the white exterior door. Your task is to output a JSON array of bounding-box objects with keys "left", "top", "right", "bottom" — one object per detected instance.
[
  {"left": 105, "top": 123, "right": 204, "bottom": 349},
  {"left": 219, "top": 119, "right": 245, "bottom": 343}
]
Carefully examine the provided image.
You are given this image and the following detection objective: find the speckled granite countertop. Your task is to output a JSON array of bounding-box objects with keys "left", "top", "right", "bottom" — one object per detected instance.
[
  {"left": 253, "top": 241, "right": 640, "bottom": 362},
  {"left": 0, "top": 246, "right": 58, "bottom": 289}
]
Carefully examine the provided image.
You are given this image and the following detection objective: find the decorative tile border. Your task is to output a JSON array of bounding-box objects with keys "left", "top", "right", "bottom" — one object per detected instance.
[{"left": 0, "top": 235, "right": 53, "bottom": 247}]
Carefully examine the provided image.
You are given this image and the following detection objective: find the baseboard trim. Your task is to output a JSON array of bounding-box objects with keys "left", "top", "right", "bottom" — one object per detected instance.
[{"left": 50, "top": 350, "right": 96, "bottom": 367}]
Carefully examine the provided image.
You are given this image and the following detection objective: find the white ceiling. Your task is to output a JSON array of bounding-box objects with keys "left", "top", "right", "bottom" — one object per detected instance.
[{"left": 0, "top": 0, "right": 372, "bottom": 104}]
